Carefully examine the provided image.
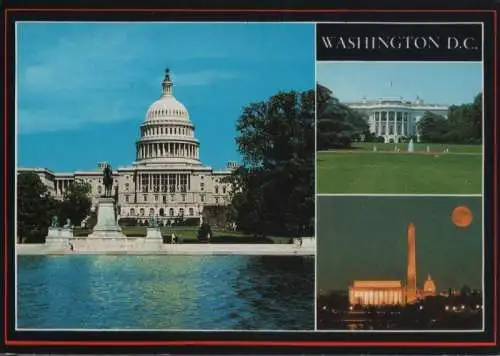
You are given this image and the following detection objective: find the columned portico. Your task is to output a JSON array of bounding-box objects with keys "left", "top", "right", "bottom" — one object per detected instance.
[{"left": 346, "top": 98, "right": 449, "bottom": 144}]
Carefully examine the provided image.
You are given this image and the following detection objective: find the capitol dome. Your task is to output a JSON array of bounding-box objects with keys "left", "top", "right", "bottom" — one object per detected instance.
[
  {"left": 134, "top": 68, "right": 201, "bottom": 166},
  {"left": 145, "top": 69, "right": 190, "bottom": 122},
  {"left": 423, "top": 274, "right": 436, "bottom": 294}
]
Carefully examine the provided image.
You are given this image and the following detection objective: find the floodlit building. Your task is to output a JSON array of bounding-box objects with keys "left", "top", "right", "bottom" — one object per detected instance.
[
  {"left": 344, "top": 97, "right": 449, "bottom": 143},
  {"left": 18, "top": 69, "right": 237, "bottom": 225},
  {"left": 348, "top": 222, "right": 437, "bottom": 306}
]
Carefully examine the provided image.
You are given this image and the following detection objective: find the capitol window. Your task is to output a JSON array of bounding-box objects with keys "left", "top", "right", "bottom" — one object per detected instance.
[
  {"left": 171, "top": 194, "right": 175, "bottom": 201},
  {"left": 201, "top": 195, "right": 205, "bottom": 202},
  {"left": 155, "top": 195, "right": 158, "bottom": 201},
  {"left": 143, "top": 194, "right": 147, "bottom": 202},
  {"left": 182, "top": 194, "right": 186, "bottom": 202},
  {"left": 223, "top": 186, "right": 226, "bottom": 194},
  {"left": 98, "top": 186, "right": 102, "bottom": 194},
  {"left": 163, "top": 195, "right": 166, "bottom": 203},
  {"left": 215, "top": 186, "right": 219, "bottom": 194},
  {"left": 125, "top": 183, "right": 129, "bottom": 191},
  {"left": 169, "top": 208, "right": 174, "bottom": 217},
  {"left": 189, "top": 208, "right": 194, "bottom": 216},
  {"left": 140, "top": 208, "right": 145, "bottom": 216},
  {"left": 125, "top": 195, "right": 129, "bottom": 203}
]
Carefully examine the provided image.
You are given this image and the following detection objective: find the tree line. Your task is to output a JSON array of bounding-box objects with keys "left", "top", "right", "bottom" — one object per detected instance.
[
  {"left": 317, "top": 82, "right": 482, "bottom": 148},
  {"left": 17, "top": 172, "right": 91, "bottom": 243},
  {"left": 418, "top": 93, "right": 482, "bottom": 144},
  {"left": 316, "top": 83, "right": 370, "bottom": 150}
]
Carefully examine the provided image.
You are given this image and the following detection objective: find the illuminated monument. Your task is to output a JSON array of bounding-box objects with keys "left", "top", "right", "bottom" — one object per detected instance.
[
  {"left": 348, "top": 222, "right": 436, "bottom": 306},
  {"left": 406, "top": 222, "right": 417, "bottom": 303}
]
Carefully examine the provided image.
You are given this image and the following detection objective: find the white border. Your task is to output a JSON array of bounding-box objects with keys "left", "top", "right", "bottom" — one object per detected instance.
[
  {"left": 313, "top": 22, "right": 319, "bottom": 332},
  {"left": 315, "top": 21, "right": 485, "bottom": 333}
]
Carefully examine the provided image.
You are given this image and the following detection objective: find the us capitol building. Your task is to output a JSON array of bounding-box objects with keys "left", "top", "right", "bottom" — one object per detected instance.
[
  {"left": 19, "top": 69, "right": 237, "bottom": 225},
  {"left": 344, "top": 96, "right": 449, "bottom": 143}
]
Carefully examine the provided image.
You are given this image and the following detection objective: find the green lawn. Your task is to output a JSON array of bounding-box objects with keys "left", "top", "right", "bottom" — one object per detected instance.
[
  {"left": 351, "top": 142, "right": 482, "bottom": 154},
  {"left": 317, "top": 148, "right": 482, "bottom": 194},
  {"left": 73, "top": 226, "right": 292, "bottom": 244}
]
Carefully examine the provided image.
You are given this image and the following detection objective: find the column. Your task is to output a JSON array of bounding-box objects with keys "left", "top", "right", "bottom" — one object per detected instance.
[
  {"left": 394, "top": 111, "right": 397, "bottom": 135},
  {"left": 385, "top": 112, "right": 389, "bottom": 136},
  {"left": 376, "top": 112, "right": 380, "bottom": 135}
]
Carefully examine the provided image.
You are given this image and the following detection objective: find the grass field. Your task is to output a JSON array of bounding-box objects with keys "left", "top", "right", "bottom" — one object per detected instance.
[
  {"left": 317, "top": 144, "right": 482, "bottom": 194},
  {"left": 73, "top": 226, "right": 292, "bottom": 244},
  {"left": 351, "top": 142, "right": 482, "bottom": 154}
]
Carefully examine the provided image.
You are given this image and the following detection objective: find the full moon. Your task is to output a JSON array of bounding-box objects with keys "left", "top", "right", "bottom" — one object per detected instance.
[{"left": 451, "top": 206, "right": 473, "bottom": 228}]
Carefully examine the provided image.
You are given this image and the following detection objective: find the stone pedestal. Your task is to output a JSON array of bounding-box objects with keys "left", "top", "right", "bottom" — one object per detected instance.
[
  {"left": 146, "top": 228, "right": 162, "bottom": 239},
  {"left": 45, "top": 227, "right": 72, "bottom": 248},
  {"left": 87, "top": 197, "right": 126, "bottom": 238},
  {"left": 143, "top": 228, "right": 163, "bottom": 250}
]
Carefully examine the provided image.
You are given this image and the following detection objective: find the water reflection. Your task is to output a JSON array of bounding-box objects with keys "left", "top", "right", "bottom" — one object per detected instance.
[{"left": 17, "top": 255, "right": 314, "bottom": 330}]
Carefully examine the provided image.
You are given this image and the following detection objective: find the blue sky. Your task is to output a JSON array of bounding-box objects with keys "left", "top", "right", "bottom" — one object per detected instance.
[
  {"left": 317, "top": 62, "right": 482, "bottom": 105},
  {"left": 17, "top": 22, "right": 314, "bottom": 172}
]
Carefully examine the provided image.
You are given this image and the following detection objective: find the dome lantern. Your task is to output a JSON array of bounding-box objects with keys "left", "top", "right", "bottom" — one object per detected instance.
[{"left": 161, "top": 67, "right": 173, "bottom": 96}]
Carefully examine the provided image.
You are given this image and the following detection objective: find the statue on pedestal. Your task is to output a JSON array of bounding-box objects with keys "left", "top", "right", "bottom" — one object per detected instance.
[
  {"left": 63, "top": 218, "right": 73, "bottom": 229},
  {"left": 102, "top": 163, "right": 114, "bottom": 197},
  {"left": 51, "top": 215, "right": 59, "bottom": 228}
]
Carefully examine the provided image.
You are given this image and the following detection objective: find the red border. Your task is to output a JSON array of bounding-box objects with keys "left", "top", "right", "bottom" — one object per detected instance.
[{"left": 4, "top": 8, "right": 498, "bottom": 348}]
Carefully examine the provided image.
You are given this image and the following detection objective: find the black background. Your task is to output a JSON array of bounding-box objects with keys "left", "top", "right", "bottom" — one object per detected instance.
[
  {"left": 1, "top": 0, "right": 499, "bottom": 354},
  {"left": 316, "top": 23, "right": 483, "bottom": 61}
]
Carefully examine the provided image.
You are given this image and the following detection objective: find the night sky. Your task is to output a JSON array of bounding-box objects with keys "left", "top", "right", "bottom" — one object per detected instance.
[{"left": 317, "top": 196, "right": 483, "bottom": 293}]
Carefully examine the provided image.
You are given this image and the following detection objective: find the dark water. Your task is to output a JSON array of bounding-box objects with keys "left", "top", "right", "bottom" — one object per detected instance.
[{"left": 17, "top": 255, "right": 314, "bottom": 330}]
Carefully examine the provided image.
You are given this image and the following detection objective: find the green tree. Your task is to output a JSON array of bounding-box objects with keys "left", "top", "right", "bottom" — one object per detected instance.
[
  {"left": 418, "top": 112, "right": 450, "bottom": 142},
  {"left": 316, "top": 83, "right": 369, "bottom": 149},
  {"left": 226, "top": 89, "right": 314, "bottom": 237},
  {"left": 17, "top": 172, "right": 60, "bottom": 243},
  {"left": 418, "top": 93, "right": 482, "bottom": 144},
  {"left": 58, "top": 180, "right": 92, "bottom": 227}
]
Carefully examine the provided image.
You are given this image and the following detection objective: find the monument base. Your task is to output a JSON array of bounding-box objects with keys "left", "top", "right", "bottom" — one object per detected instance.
[
  {"left": 146, "top": 228, "right": 162, "bottom": 239},
  {"left": 88, "top": 197, "right": 126, "bottom": 239},
  {"left": 45, "top": 227, "right": 73, "bottom": 249}
]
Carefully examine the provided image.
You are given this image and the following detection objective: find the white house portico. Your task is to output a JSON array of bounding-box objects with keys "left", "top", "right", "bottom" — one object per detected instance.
[
  {"left": 345, "top": 97, "right": 449, "bottom": 143},
  {"left": 19, "top": 68, "right": 237, "bottom": 226}
]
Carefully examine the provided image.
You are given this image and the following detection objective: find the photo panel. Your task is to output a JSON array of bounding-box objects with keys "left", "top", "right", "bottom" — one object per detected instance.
[
  {"left": 15, "top": 21, "right": 316, "bottom": 332},
  {"left": 317, "top": 195, "right": 483, "bottom": 331},
  {"left": 316, "top": 24, "right": 483, "bottom": 195}
]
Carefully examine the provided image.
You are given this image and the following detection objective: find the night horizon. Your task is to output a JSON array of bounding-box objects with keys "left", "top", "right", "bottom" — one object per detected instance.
[{"left": 317, "top": 196, "right": 483, "bottom": 293}]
